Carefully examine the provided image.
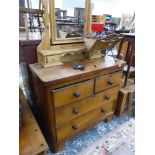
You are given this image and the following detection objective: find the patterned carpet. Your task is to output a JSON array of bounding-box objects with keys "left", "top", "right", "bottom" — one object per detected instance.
[
  {"left": 48, "top": 115, "right": 133, "bottom": 155},
  {"left": 78, "top": 119, "right": 134, "bottom": 155}
]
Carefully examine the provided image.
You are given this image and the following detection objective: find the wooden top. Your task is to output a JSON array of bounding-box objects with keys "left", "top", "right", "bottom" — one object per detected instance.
[
  {"left": 19, "top": 90, "right": 48, "bottom": 155},
  {"left": 30, "top": 56, "right": 126, "bottom": 86}
]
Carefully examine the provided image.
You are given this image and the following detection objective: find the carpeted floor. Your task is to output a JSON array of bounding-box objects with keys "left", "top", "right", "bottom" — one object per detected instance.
[
  {"left": 47, "top": 115, "right": 133, "bottom": 155},
  {"left": 78, "top": 119, "right": 135, "bottom": 155}
]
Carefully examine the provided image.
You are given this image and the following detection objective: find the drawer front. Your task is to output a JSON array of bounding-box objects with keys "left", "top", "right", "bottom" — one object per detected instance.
[
  {"left": 56, "top": 100, "right": 116, "bottom": 142},
  {"left": 55, "top": 86, "right": 119, "bottom": 127},
  {"left": 95, "top": 71, "right": 122, "bottom": 93},
  {"left": 52, "top": 80, "right": 94, "bottom": 108},
  {"left": 47, "top": 55, "right": 60, "bottom": 63}
]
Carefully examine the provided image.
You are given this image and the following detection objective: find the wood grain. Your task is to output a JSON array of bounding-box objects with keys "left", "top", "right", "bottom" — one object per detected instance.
[
  {"left": 53, "top": 79, "right": 94, "bottom": 108},
  {"left": 55, "top": 86, "right": 119, "bottom": 127},
  {"left": 84, "top": 0, "right": 92, "bottom": 33},
  {"left": 95, "top": 71, "right": 122, "bottom": 93},
  {"left": 29, "top": 56, "right": 126, "bottom": 86},
  {"left": 37, "top": 0, "right": 51, "bottom": 52},
  {"left": 56, "top": 100, "right": 116, "bottom": 142},
  {"left": 19, "top": 90, "right": 48, "bottom": 155},
  {"left": 30, "top": 71, "right": 58, "bottom": 152},
  {"left": 115, "top": 84, "right": 135, "bottom": 116},
  {"left": 38, "top": 43, "right": 88, "bottom": 67},
  {"left": 29, "top": 57, "right": 124, "bottom": 152}
]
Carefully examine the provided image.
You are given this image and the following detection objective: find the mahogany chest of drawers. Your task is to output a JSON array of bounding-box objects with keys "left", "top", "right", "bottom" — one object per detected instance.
[{"left": 29, "top": 56, "right": 125, "bottom": 153}]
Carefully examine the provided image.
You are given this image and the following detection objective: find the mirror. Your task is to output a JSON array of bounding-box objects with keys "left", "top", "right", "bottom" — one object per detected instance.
[{"left": 49, "top": 0, "right": 90, "bottom": 44}]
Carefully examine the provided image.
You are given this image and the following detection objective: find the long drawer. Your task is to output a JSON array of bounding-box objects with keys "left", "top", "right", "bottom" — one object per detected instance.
[
  {"left": 95, "top": 71, "right": 122, "bottom": 93},
  {"left": 52, "top": 79, "right": 94, "bottom": 108},
  {"left": 56, "top": 100, "right": 116, "bottom": 142},
  {"left": 55, "top": 86, "right": 119, "bottom": 127}
]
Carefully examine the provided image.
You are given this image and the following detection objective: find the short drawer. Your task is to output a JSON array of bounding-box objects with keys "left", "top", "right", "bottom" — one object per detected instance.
[
  {"left": 95, "top": 71, "right": 122, "bottom": 93},
  {"left": 55, "top": 86, "right": 119, "bottom": 127},
  {"left": 47, "top": 55, "right": 60, "bottom": 63},
  {"left": 56, "top": 100, "right": 115, "bottom": 142},
  {"left": 52, "top": 79, "right": 94, "bottom": 108}
]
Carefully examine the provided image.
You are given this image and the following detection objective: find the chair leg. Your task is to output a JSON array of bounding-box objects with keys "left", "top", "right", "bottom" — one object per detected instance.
[{"left": 124, "top": 44, "right": 134, "bottom": 87}]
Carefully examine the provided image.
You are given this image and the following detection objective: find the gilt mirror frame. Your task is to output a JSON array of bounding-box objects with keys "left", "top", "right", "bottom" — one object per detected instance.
[{"left": 49, "top": 0, "right": 91, "bottom": 45}]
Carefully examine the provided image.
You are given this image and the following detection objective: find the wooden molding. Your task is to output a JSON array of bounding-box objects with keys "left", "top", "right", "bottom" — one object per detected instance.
[
  {"left": 37, "top": 0, "right": 103, "bottom": 67},
  {"left": 84, "top": 0, "right": 92, "bottom": 33},
  {"left": 37, "top": 0, "right": 51, "bottom": 51},
  {"left": 38, "top": 43, "right": 88, "bottom": 67},
  {"left": 49, "top": 0, "right": 90, "bottom": 45}
]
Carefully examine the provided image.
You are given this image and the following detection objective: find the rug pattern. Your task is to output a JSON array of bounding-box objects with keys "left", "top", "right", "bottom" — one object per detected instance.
[
  {"left": 78, "top": 119, "right": 135, "bottom": 155},
  {"left": 48, "top": 115, "right": 133, "bottom": 155}
]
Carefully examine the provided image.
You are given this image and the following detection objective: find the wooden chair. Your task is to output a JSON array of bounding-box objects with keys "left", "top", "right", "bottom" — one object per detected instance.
[
  {"left": 117, "top": 33, "right": 135, "bottom": 87},
  {"left": 19, "top": 6, "right": 45, "bottom": 39}
]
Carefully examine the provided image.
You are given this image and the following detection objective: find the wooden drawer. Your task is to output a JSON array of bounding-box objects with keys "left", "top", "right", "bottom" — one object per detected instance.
[
  {"left": 47, "top": 55, "right": 60, "bottom": 63},
  {"left": 55, "top": 86, "right": 119, "bottom": 127},
  {"left": 56, "top": 100, "right": 116, "bottom": 142},
  {"left": 52, "top": 79, "right": 94, "bottom": 108},
  {"left": 95, "top": 71, "right": 122, "bottom": 93}
]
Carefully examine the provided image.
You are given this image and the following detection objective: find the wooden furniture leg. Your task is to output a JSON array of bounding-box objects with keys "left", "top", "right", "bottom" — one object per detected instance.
[{"left": 124, "top": 43, "right": 134, "bottom": 87}]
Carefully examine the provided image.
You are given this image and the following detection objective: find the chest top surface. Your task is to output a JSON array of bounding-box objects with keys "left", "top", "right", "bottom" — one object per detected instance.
[{"left": 29, "top": 56, "right": 125, "bottom": 85}]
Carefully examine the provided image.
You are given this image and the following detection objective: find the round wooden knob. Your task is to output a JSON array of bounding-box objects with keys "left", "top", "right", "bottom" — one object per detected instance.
[
  {"left": 73, "top": 92, "right": 80, "bottom": 97},
  {"left": 73, "top": 109, "right": 80, "bottom": 114},
  {"left": 108, "top": 80, "right": 113, "bottom": 85},
  {"left": 72, "top": 125, "right": 78, "bottom": 130},
  {"left": 105, "top": 96, "right": 110, "bottom": 100},
  {"left": 101, "top": 108, "right": 106, "bottom": 113}
]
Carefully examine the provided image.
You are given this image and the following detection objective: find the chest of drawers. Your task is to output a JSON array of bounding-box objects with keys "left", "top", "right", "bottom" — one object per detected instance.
[{"left": 29, "top": 56, "right": 125, "bottom": 153}]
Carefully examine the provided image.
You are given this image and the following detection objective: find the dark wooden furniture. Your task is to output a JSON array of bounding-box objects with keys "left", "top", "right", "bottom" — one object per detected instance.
[
  {"left": 19, "top": 89, "right": 48, "bottom": 155},
  {"left": 19, "top": 39, "right": 41, "bottom": 64},
  {"left": 29, "top": 56, "right": 125, "bottom": 153},
  {"left": 19, "top": 39, "right": 41, "bottom": 101},
  {"left": 117, "top": 33, "right": 135, "bottom": 87},
  {"left": 115, "top": 84, "right": 135, "bottom": 117}
]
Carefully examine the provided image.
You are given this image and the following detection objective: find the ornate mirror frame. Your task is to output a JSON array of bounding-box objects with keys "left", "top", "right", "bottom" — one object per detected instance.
[{"left": 49, "top": 0, "right": 91, "bottom": 45}]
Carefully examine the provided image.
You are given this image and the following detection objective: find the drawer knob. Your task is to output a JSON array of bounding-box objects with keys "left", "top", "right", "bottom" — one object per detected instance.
[
  {"left": 101, "top": 108, "right": 106, "bottom": 113},
  {"left": 73, "top": 92, "right": 81, "bottom": 97},
  {"left": 105, "top": 96, "right": 110, "bottom": 100},
  {"left": 73, "top": 109, "right": 80, "bottom": 114},
  {"left": 108, "top": 80, "right": 113, "bottom": 85},
  {"left": 72, "top": 125, "right": 78, "bottom": 130}
]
